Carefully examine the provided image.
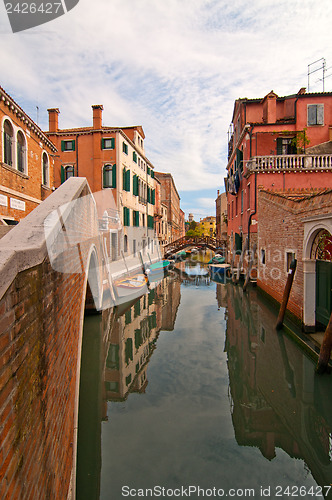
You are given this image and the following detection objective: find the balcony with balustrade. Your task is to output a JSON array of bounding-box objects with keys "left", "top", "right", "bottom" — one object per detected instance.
[{"left": 245, "top": 154, "right": 332, "bottom": 174}]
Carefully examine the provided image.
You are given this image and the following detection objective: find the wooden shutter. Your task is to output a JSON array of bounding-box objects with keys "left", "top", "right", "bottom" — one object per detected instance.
[
  {"left": 151, "top": 189, "right": 155, "bottom": 205},
  {"left": 112, "top": 164, "right": 116, "bottom": 188},
  {"left": 276, "top": 138, "right": 283, "bottom": 155},
  {"left": 123, "top": 168, "right": 126, "bottom": 190},
  {"left": 61, "top": 165, "right": 65, "bottom": 184},
  {"left": 126, "top": 169, "right": 130, "bottom": 191},
  {"left": 317, "top": 104, "right": 324, "bottom": 125},
  {"left": 236, "top": 148, "right": 243, "bottom": 171},
  {"left": 308, "top": 105, "right": 317, "bottom": 125},
  {"left": 61, "top": 141, "right": 65, "bottom": 152}
]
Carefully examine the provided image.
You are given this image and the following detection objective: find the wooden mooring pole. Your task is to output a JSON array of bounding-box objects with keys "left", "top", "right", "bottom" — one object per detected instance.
[
  {"left": 276, "top": 259, "right": 297, "bottom": 331},
  {"left": 316, "top": 312, "right": 332, "bottom": 374}
]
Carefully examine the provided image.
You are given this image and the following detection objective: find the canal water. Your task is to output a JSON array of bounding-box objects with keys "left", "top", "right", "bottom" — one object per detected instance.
[{"left": 77, "top": 262, "right": 332, "bottom": 500}]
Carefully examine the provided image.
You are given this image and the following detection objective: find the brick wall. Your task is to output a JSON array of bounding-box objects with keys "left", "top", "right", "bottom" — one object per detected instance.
[
  {"left": 0, "top": 259, "right": 85, "bottom": 499},
  {"left": 257, "top": 189, "right": 332, "bottom": 321}
]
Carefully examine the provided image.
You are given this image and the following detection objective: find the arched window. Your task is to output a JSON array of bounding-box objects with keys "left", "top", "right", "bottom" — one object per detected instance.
[
  {"left": 311, "top": 229, "right": 332, "bottom": 261},
  {"left": 3, "top": 120, "right": 14, "bottom": 166},
  {"left": 103, "top": 164, "right": 116, "bottom": 188},
  {"left": 66, "top": 166, "right": 74, "bottom": 179},
  {"left": 17, "top": 130, "right": 26, "bottom": 173},
  {"left": 42, "top": 152, "right": 49, "bottom": 186},
  {"left": 124, "top": 234, "right": 128, "bottom": 253}
]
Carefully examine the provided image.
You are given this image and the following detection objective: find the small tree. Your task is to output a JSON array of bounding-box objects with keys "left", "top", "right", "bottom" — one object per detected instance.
[{"left": 292, "top": 128, "right": 310, "bottom": 153}]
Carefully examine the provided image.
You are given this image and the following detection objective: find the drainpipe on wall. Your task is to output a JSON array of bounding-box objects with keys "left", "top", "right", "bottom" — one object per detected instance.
[{"left": 75, "top": 134, "right": 79, "bottom": 177}]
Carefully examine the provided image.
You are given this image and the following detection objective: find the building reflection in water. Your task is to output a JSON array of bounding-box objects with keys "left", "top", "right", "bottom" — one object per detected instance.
[
  {"left": 103, "top": 274, "right": 181, "bottom": 407},
  {"left": 224, "top": 283, "right": 332, "bottom": 492},
  {"left": 76, "top": 274, "right": 182, "bottom": 499}
]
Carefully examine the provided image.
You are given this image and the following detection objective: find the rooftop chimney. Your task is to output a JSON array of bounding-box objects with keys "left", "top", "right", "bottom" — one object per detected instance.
[
  {"left": 47, "top": 108, "right": 60, "bottom": 133},
  {"left": 92, "top": 105, "right": 103, "bottom": 129}
]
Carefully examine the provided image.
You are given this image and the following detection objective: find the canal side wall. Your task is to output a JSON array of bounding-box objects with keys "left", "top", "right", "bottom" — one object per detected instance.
[
  {"left": 0, "top": 178, "right": 101, "bottom": 499},
  {"left": 256, "top": 188, "right": 332, "bottom": 323}
]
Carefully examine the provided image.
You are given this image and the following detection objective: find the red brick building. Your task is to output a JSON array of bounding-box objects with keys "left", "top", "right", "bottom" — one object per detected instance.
[
  {"left": 225, "top": 88, "right": 332, "bottom": 258},
  {"left": 154, "top": 172, "right": 183, "bottom": 242},
  {"left": 0, "top": 86, "right": 56, "bottom": 226},
  {"left": 257, "top": 188, "right": 332, "bottom": 330},
  {"left": 45, "top": 105, "right": 156, "bottom": 256}
]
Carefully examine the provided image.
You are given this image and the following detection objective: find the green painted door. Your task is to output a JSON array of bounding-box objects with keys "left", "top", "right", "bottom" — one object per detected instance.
[{"left": 316, "top": 260, "right": 332, "bottom": 327}]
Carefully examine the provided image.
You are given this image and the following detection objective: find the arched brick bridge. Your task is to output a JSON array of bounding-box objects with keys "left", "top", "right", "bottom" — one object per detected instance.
[{"left": 164, "top": 235, "right": 225, "bottom": 257}]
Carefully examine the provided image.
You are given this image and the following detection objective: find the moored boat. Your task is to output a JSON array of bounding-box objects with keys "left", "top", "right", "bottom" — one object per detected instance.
[
  {"left": 208, "top": 263, "right": 230, "bottom": 275},
  {"left": 113, "top": 274, "right": 149, "bottom": 305}
]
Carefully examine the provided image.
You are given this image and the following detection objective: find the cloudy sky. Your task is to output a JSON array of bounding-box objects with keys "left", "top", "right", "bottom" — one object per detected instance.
[{"left": 1, "top": 0, "right": 331, "bottom": 219}]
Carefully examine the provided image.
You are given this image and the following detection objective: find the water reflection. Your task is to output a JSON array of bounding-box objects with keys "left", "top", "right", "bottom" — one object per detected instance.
[
  {"left": 226, "top": 284, "right": 332, "bottom": 495},
  {"left": 77, "top": 267, "right": 332, "bottom": 499},
  {"left": 103, "top": 276, "right": 181, "bottom": 405}
]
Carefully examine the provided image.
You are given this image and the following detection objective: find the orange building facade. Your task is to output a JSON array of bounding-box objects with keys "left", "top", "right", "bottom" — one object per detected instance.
[
  {"left": 225, "top": 88, "right": 332, "bottom": 257},
  {"left": 0, "top": 86, "right": 56, "bottom": 226},
  {"left": 45, "top": 105, "right": 157, "bottom": 256}
]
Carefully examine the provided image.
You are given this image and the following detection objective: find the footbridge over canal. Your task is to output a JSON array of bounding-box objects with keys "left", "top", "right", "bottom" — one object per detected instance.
[
  {"left": 0, "top": 178, "right": 119, "bottom": 499},
  {"left": 164, "top": 235, "right": 225, "bottom": 257}
]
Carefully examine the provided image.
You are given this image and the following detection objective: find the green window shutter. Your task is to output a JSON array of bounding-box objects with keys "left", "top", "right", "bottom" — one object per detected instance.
[
  {"left": 112, "top": 164, "right": 116, "bottom": 188},
  {"left": 133, "top": 151, "right": 137, "bottom": 163},
  {"left": 71, "top": 140, "right": 76, "bottom": 151},
  {"left": 133, "top": 210, "right": 139, "bottom": 227},
  {"left": 126, "top": 169, "right": 130, "bottom": 191},
  {"left": 101, "top": 138, "right": 105, "bottom": 149},
  {"left": 147, "top": 166, "right": 150, "bottom": 175},
  {"left": 147, "top": 215, "right": 154, "bottom": 229},
  {"left": 124, "top": 207, "right": 130, "bottom": 226},
  {"left": 61, "top": 165, "right": 65, "bottom": 184},
  {"left": 152, "top": 189, "right": 155, "bottom": 205},
  {"left": 133, "top": 174, "right": 138, "bottom": 196},
  {"left": 276, "top": 138, "right": 283, "bottom": 155},
  {"left": 151, "top": 170, "right": 154, "bottom": 178},
  {"left": 103, "top": 166, "right": 107, "bottom": 187},
  {"left": 123, "top": 168, "right": 126, "bottom": 190},
  {"left": 236, "top": 148, "right": 243, "bottom": 171},
  {"left": 61, "top": 141, "right": 65, "bottom": 152},
  {"left": 147, "top": 187, "right": 151, "bottom": 204},
  {"left": 111, "top": 138, "right": 115, "bottom": 149}
]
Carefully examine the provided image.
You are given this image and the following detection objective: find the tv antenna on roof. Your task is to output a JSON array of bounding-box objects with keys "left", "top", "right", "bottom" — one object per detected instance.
[{"left": 308, "top": 58, "right": 326, "bottom": 92}]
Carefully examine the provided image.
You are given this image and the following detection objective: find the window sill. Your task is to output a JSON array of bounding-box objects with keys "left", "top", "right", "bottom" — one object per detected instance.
[
  {"left": 1, "top": 162, "right": 29, "bottom": 179},
  {"left": 41, "top": 185, "right": 51, "bottom": 191}
]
